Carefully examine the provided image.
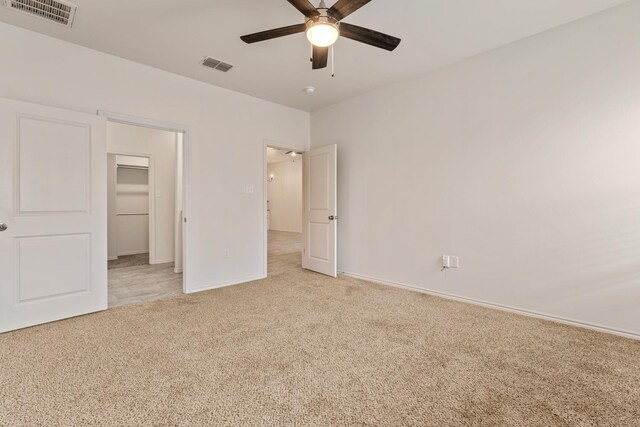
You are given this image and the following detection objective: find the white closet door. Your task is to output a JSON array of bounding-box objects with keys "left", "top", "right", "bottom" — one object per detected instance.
[{"left": 0, "top": 97, "right": 107, "bottom": 333}]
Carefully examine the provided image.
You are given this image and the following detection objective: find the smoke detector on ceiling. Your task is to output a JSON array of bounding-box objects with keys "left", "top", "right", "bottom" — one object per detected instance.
[{"left": 3, "top": 0, "right": 78, "bottom": 28}]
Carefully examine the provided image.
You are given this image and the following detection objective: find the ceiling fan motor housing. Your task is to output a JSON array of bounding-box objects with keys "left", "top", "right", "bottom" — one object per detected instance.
[{"left": 305, "top": 14, "right": 340, "bottom": 33}]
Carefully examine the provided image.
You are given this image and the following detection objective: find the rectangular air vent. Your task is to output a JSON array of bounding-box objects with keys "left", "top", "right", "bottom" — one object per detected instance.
[
  {"left": 3, "top": 0, "right": 77, "bottom": 27},
  {"left": 202, "top": 57, "right": 233, "bottom": 73}
]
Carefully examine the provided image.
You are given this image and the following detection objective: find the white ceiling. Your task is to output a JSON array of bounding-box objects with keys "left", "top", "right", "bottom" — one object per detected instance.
[
  {"left": 0, "top": 0, "right": 628, "bottom": 111},
  {"left": 267, "top": 147, "right": 302, "bottom": 164}
]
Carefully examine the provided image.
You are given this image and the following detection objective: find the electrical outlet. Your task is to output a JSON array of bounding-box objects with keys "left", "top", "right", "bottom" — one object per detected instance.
[
  {"left": 245, "top": 185, "right": 254, "bottom": 194},
  {"left": 224, "top": 249, "right": 230, "bottom": 258}
]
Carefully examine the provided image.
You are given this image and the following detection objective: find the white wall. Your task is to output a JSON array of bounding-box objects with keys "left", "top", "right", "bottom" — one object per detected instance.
[
  {"left": 0, "top": 22, "right": 310, "bottom": 291},
  {"left": 267, "top": 160, "right": 302, "bottom": 233},
  {"left": 108, "top": 123, "right": 176, "bottom": 264},
  {"left": 311, "top": 2, "right": 640, "bottom": 336}
]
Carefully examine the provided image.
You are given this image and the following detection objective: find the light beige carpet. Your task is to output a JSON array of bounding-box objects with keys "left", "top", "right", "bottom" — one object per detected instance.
[{"left": 0, "top": 270, "right": 638, "bottom": 426}]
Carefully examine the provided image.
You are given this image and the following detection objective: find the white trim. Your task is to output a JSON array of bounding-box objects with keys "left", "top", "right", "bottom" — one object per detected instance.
[
  {"left": 99, "top": 110, "right": 192, "bottom": 294},
  {"left": 263, "top": 141, "right": 268, "bottom": 277},
  {"left": 174, "top": 267, "right": 183, "bottom": 274},
  {"left": 108, "top": 256, "right": 118, "bottom": 261},
  {"left": 340, "top": 271, "right": 640, "bottom": 341},
  {"left": 98, "top": 110, "right": 190, "bottom": 133},
  {"left": 185, "top": 274, "right": 266, "bottom": 294},
  {"left": 153, "top": 257, "right": 175, "bottom": 264},
  {"left": 116, "top": 249, "right": 149, "bottom": 257}
]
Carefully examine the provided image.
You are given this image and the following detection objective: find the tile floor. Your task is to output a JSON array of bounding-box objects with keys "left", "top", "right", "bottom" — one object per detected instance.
[
  {"left": 108, "top": 230, "right": 300, "bottom": 308},
  {"left": 108, "top": 254, "right": 182, "bottom": 308},
  {"left": 268, "top": 230, "right": 302, "bottom": 276}
]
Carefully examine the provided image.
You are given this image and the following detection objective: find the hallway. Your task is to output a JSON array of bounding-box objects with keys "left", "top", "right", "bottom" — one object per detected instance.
[{"left": 268, "top": 230, "right": 302, "bottom": 276}]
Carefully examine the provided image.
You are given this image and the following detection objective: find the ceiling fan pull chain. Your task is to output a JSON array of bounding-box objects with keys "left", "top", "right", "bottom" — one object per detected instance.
[{"left": 331, "top": 44, "right": 335, "bottom": 77}]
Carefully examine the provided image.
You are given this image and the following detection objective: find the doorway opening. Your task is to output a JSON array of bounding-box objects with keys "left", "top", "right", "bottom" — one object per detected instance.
[
  {"left": 266, "top": 145, "right": 304, "bottom": 276},
  {"left": 105, "top": 118, "right": 186, "bottom": 307}
]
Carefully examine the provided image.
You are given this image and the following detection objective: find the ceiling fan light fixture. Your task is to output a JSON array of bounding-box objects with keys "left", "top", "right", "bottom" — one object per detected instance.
[{"left": 306, "top": 17, "right": 339, "bottom": 47}]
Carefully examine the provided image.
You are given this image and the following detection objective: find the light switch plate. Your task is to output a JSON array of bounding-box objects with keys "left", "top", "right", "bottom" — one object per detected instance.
[{"left": 442, "top": 254, "right": 459, "bottom": 269}]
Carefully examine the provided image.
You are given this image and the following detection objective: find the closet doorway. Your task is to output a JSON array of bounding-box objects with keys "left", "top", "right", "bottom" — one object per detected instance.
[{"left": 106, "top": 120, "right": 184, "bottom": 307}]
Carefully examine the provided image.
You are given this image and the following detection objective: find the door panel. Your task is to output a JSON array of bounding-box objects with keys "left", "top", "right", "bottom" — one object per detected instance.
[
  {"left": 309, "top": 153, "right": 329, "bottom": 209},
  {"left": 17, "top": 116, "right": 91, "bottom": 214},
  {"left": 16, "top": 233, "right": 91, "bottom": 302},
  {"left": 309, "top": 223, "right": 329, "bottom": 261},
  {"left": 302, "top": 144, "right": 337, "bottom": 277},
  {"left": 0, "top": 98, "right": 107, "bottom": 333}
]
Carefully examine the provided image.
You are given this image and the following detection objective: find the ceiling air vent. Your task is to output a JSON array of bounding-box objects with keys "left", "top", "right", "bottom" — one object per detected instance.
[
  {"left": 3, "top": 0, "right": 77, "bottom": 27},
  {"left": 201, "top": 57, "right": 233, "bottom": 73}
]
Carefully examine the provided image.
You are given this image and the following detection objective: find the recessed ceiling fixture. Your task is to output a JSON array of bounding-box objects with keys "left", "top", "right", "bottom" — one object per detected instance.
[
  {"left": 240, "top": 0, "right": 401, "bottom": 71},
  {"left": 303, "top": 86, "right": 316, "bottom": 94},
  {"left": 3, "top": 0, "right": 78, "bottom": 27}
]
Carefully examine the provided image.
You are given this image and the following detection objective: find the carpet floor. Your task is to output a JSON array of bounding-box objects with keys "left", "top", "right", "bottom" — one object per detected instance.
[{"left": 0, "top": 270, "right": 638, "bottom": 426}]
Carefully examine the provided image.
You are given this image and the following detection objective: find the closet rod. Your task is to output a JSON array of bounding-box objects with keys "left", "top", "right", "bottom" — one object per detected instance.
[{"left": 117, "top": 164, "right": 148, "bottom": 170}]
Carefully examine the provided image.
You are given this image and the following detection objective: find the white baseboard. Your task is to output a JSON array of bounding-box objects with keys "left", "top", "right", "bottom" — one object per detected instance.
[
  {"left": 108, "top": 256, "right": 118, "bottom": 261},
  {"left": 117, "top": 250, "right": 148, "bottom": 256},
  {"left": 151, "top": 258, "right": 174, "bottom": 265},
  {"left": 174, "top": 268, "right": 183, "bottom": 274},
  {"left": 268, "top": 228, "right": 302, "bottom": 233},
  {"left": 340, "top": 271, "right": 640, "bottom": 341},
  {"left": 185, "top": 274, "right": 266, "bottom": 294}
]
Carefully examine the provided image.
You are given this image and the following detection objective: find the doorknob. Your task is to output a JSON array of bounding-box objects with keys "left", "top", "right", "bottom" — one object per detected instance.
[
  {"left": 0, "top": 223, "right": 7, "bottom": 232},
  {"left": 328, "top": 216, "right": 338, "bottom": 221}
]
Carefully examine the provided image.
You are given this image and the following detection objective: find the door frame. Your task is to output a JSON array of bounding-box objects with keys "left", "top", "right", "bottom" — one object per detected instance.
[
  {"left": 107, "top": 151, "right": 155, "bottom": 261},
  {"left": 262, "top": 139, "right": 306, "bottom": 277},
  {"left": 99, "top": 110, "right": 191, "bottom": 293}
]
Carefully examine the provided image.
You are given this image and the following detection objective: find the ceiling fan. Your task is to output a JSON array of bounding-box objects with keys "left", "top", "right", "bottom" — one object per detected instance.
[{"left": 240, "top": 0, "right": 401, "bottom": 70}]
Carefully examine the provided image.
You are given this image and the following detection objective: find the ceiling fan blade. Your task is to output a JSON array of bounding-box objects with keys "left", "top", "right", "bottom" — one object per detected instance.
[
  {"left": 240, "top": 23, "right": 306, "bottom": 44},
  {"left": 338, "top": 22, "right": 401, "bottom": 51},
  {"left": 327, "top": 0, "right": 371, "bottom": 20},
  {"left": 312, "top": 45, "right": 328, "bottom": 70},
  {"left": 286, "top": 0, "right": 320, "bottom": 18}
]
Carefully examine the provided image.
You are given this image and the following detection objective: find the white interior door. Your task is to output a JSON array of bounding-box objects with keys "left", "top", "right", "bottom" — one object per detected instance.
[
  {"left": 0, "top": 98, "right": 107, "bottom": 333},
  {"left": 302, "top": 144, "right": 337, "bottom": 277}
]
